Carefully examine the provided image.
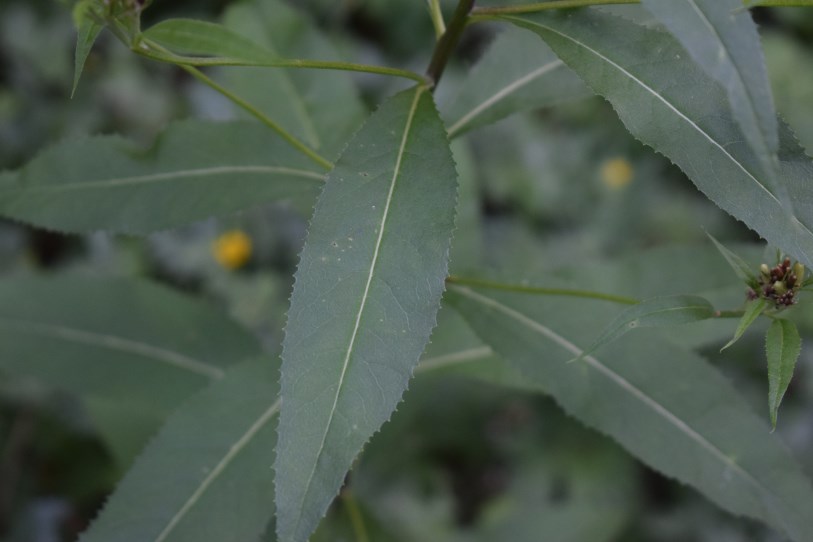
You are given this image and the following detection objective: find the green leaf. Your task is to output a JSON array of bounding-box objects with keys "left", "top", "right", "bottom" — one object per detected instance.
[
  {"left": 72, "top": 0, "right": 104, "bottom": 97},
  {"left": 503, "top": 10, "right": 813, "bottom": 268},
  {"left": 220, "top": 0, "right": 367, "bottom": 157},
  {"left": 575, "top": 295, "right": 716, "bottom": 361},
  {"left": 765, "top": 319, "right": 802, "bottom": 429},
  {"left": 275, "top": 86, "right": 458, "bottom": 542},
  {"left": 642, "top": 0, "right": 784, "bottom": 206},
  {"left": 721, "top": 298, "right": 768, "bottom": 351},
  {"left": 0, "top": 277, "right": 262, "bottom": 462},
  {"left": 141, "top": 19, "right": 274, "bottom": 62},
  {"left": 446, "top": 283, "right": 813, "bottom": 541},
  {"left": 443, "top": 27, "right": 588, "bottom": 138},
  {"left": 0, "top": 120, "right": 323, "bottom": 234},
  {"left": 79, "top": 358, "right": 280, "bottom": 542},
  {"left": 707, "top": 232, "right": 757, "bottom": 283}
]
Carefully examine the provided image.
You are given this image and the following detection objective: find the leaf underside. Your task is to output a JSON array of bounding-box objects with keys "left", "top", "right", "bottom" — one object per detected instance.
[{"left": 275, "top": 86, "right": 458, "bottom": 542}]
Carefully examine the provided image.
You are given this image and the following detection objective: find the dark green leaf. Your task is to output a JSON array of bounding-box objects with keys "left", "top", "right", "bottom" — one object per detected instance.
[
  {"left": 721, "top": 298, "right": 768, "bottom": 351},
  {"left": 275, "top": 86, "right": 458, "bottom": 542},
  {"left": 0, "top": 120, "right": 323, "bottom": 234},
  {"left": 0, "top": 277, "right": 262, "bottom": 462},
  {"left": 79, "top": 359, "right": 279, "bottom": 542},
  {"left": 443, "top": 27, "right": 588, "bottom": 138},
  {"left": 642, "top": 0, "right": 783, "bottom": 206},
  {"left": 446, "top": 282, "right": 813, "bottom": 541},
  {"left": 504, "top": 10, "right": 813, "bottom": 268},
  {"left": 576, "top": 295, "right": 715, "bottom": 361},
  {"left": 765, "top": 319, "right": 802, "bottom": 428}
]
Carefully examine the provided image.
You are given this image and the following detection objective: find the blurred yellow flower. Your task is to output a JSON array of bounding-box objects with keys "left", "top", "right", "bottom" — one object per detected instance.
[
  {"left": 213, "top": 230, "right": 252, "bottom": 270},
  {"left": 600, "top": 157, "right": 634, "bottom": 189}
]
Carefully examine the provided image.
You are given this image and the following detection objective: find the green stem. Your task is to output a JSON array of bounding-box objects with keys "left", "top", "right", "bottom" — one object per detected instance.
[
  {"left": 427, "top": 0, "right": 447, "bottom": 39},
  {"left": 714, "top": 309, "right": 745, "bottom": 319},
  {"left": 341, "top": 491, "right": 369, "bottom": 542},
  {"left": 426, "top": 0, "right": 476, "bottom": 88},
  {"left": 446, "top": 276, "right": 639, "bottom": 305},
  {"left": 470, "top": 0, "right": 813, "bottom": 16},
  {"left": 471, "top": 0, "right": 637, "bottom": 16},
  {"left": 137, "top": 39, "right": 333, "bottom": 171},
  {"left": 134, "top": 39, "right": 428, "bottom": 85},
  {"left": 180, "top": 66, "right": 333, "bottom": 171}
]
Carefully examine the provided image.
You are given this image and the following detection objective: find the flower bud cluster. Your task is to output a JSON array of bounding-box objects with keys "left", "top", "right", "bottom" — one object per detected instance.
[{"left": 747, "top": 257, "right": 805, "bottom": 308}]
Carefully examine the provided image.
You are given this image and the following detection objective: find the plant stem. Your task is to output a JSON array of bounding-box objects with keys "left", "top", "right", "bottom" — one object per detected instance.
[
  {"left": 341, "top": 490, "right": 369, "bottom": 542},
  {"left": 714, "top": 309, "right": 745, "bottom": 318},
  {"left": 134, "top": 40, "right": 428, "bottom": 85},
  {"left": 426, "top": 0, "right": 476, "bottom": 88},
  {"left": 427, "top": 0, "right": 447, "bottom": 39},
  {"left": 471, "top": 0, "right": 637, "bottom": 16},
  {"left": 180, "top": 66, "right": 334, "bottom": 171},
  {"left": 446, "top": 276, "right": 640, "bottom": 305},
  {"left": 470, "top": 0, "right": 812, "bottom": 16}
]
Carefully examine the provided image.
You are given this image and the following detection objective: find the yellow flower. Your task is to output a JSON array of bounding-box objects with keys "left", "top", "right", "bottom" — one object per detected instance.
[
  {"left": 212, "top": 230, "right": 252, "bottom": 270},
  {"left": 600, "top": 157, "right": 634, "bottom": 189}
]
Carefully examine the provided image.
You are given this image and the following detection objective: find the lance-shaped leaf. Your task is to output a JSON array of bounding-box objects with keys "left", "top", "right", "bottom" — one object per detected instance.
[
  {"left": 642, "top": 0, "right": 784, "bottom": 207},
  {"left": 0, "top": 277, "right": 262, "bottom": 462},
  {"left": 721, "top": 298, "right": 769, "bottom": 351},
  {"left": 443, "top": 27, "right": 588, "bottom": 138},
  {"left": 0, "top": 120, "right": 324, "bottom": 234},
  {"left": 80, "top": 359, "right": 280, "bottom": 542},
  {"left": 275, "top": 86, "right": 458, "bottom": 542},
  {"left": 72, "top": 0, "right": 105, "bottom": 96},
  {"left": 765, "top": 319, "right": 802, "bottom": 429},
  {"left": 446, "top": 283, "right": 813, "bottom": 541},
  {"left": 503, "top": 10, "right": 813, "bottom": 268},
  {"left": 574, "top": 295, "right": 715, "bottom": 362}
]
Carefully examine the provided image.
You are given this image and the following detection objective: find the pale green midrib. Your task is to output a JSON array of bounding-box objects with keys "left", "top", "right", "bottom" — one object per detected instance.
[
  {"left": 415, "top": 346, "right": 494, "bottom": 373},
  {"left": 509, "top": 16, "right": 813, "bottom": 239},
  {"left": 685, "top": 0, "right": 773, "bottom": 151},
  {"left": 632, "top": 303, "right": 713, "bottom": 319},
  {"left": 1, "top": 166, "right": 324, "bottom": 195},
  {"left": 152, "top": 398, "right": 281, "bottom": 542},
  {"left": 0, "top": 318, "right": 224, "bottom": 379},
  {"left": 447, "top": 59, "right": 565, "bottom": 137},
  {"left": 449, "top": 284, "right": 790, "bottom": 519},
  {"left": 288, "top": 86, "right": 425, "bottom": 537}
]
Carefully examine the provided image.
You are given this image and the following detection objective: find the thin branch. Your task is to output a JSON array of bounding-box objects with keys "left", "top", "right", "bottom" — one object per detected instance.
[
  {"left": 427, "top": 0, "right": 447, "bottom": 39},
  {"left": 446, "top": 276, "right": 640, "bottom": 305},
  {"left": 341, "top": 490, "right": 369, "bottom": 542},
  {"left": 426, "top": 0, "right": 476, "bottom": 88}
]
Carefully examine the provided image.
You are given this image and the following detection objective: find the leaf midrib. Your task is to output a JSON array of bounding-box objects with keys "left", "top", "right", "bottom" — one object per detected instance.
[
  {"left": 2, "top": 165, "right": 323, "bottom": 195},
  {"left": 0, "top": 318, "right": 223, "bottom": 379},
  {"left": 449, "top": 284, "right": 780, "bottom": 507},
  {"left": 289, "top": 86, "right": 426, "bottom": 536},
  {"left": 153, "top": 398, "right": 281, "bottom": 542}
]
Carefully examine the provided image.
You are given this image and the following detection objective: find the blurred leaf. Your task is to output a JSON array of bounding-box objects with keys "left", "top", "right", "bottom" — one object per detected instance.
[
  {"left": 721, "top": 298, "right": 768, "bottom": 351},
  {"left": 0, "top": 120, "right": 324, "bottom": 234},
  {"left": 220, "top": 0, "right": 367, "bottom": 158},
  {"left": 0, "top": 277, "right": 262, "bottom": 461},
  {"left": 443, "top": 27, "right": 588, "bottom": 138},
  {"left": 72, "top": 0, "right": 104, "bottom": 96},
  {"left": 446, "top": 282, "right": 813, "bottom": 541},
  {"left": 448, "top": 140, "right": 483, "bottom": 273},
  {"left": 642, "top": 0, "right": 782, "bottom": 206},
  {"left": 79, "top": 358, "right": 279, "bottom": 542},
  {"left": 575, "top": 295, "right": 716, "bottom": 362},
  {"left": 275, "top": 87, "right": 457, "bottom": 542},
  {"left": 765, "top": 318, "right": 801, "bottom": 429},
  {"left": 141, "top": 19, "right": 274, "bottom": 61},
  {"left": 707, "top": 233, "right": 757, "bottom": 283},
  {"left": 504, "top": 10, "right": 813, "bottom": 268}
]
